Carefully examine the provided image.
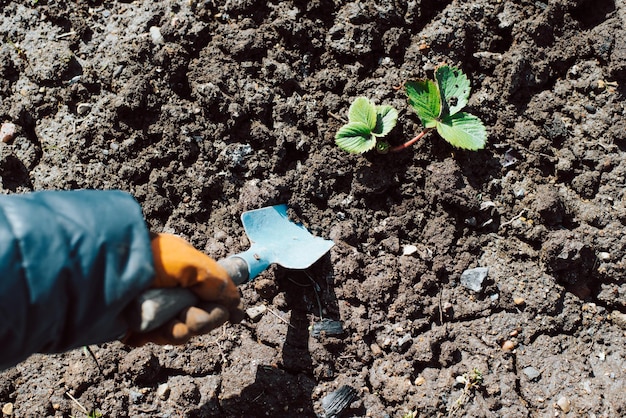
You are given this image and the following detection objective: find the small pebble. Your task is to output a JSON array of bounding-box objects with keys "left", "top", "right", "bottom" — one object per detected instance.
[
  {"left": 502, "top": 149, "right": 518, "bottom": 167},
  {"left": 460, "top": 267, "right": 489, "bottom": 292},
  {"left": 68, "top": 75, "right": 82, "bottom": 85},
  {"left": 129, "top": 390, "right": 144, "bottom": 404},
  {"left": 150, "top": 26, "right": 164, "bottom": 45},
  {"left": 583, "top": 104, "right": 596, "bottom": 114},
  {"left": 523, "top": 366, "right": 541, "bottom": 381},
  {"left": 213, "top": 230, "right": 228, "bottom": 241},
  {"left": 513, "top": 297, "right": 525, "bottom": 306},
  {"left": 502, "top": 340, "right": 515, "bottom": 351},
  {"left": 480, "top": 201, "right": 496, "bottom": 210},
  {"left": 414, "top": 376, "right": 426, "bottom": 386},
  {"left": 397, "top": 333, "right": 412, "bottom": 350},
  {"left": 597, "top": 252, "right": 610, "bottom": 261},
  {"left": 610, "top": 310, "right": 626, "bottom": 330},
  {"left": 370, "top": 343, "right": 382, "bottom": 356},
  {"left": 245, "top": 304, "right": 267, "bottom": 321},
  {"left": 156, "top": 383, "right": 170, "bottom": 400},
  {"left": 113, "top": 65, "right": 124, "bottom": 78},
  {"left": 1, "top": 122, "right": 16, "bottom": 143},
  {"left": 402, "top": 244, "right": 418, "bottom": 256},
  {"left": 556, "top": 396, "right": 571, "bottom": 413},
  {"left": 2, "top": 403, "right": 13, "bottom": 415}
]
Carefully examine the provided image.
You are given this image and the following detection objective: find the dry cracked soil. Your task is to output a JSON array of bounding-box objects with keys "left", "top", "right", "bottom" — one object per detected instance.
[{"left": 0, "top": 0, "right": 625, "bottom": 417}]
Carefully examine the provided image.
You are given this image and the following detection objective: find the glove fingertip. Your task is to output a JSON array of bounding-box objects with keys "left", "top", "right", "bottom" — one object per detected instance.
[{"left": 170, "top": 321, "right": 190, "bottom": 342}]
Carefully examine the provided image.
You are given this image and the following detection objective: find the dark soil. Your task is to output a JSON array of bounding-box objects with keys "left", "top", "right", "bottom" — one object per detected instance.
[{"left": 1, "top": 1, "right": 625, "bottom": 417}]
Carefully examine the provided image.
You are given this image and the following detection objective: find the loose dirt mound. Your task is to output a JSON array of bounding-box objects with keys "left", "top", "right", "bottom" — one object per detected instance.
[{"left": 1, "top": 1, "right": 624, "bottom": 416}]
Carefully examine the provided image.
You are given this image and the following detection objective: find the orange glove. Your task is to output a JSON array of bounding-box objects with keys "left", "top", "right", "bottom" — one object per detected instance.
[{"left": 125, "top": 233, "right": 243, "bottom": 346}]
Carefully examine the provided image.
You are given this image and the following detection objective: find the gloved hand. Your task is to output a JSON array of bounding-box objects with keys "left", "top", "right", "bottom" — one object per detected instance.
[{"left": 124, "top": 233, "right": 243, "bottom": 346}]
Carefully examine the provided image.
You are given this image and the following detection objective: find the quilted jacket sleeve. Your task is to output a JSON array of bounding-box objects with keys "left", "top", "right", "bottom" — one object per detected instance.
[{"left": 0, "top": 190, "right": 155, "bottom": 370}]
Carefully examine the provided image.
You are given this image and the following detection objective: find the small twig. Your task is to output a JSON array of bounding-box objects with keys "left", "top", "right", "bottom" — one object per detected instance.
[
  {"left": 56, "top": 31, "right": 77, "bottom": 39},
  {"left": 66, "top": 392, "right": 88, "bottom": 415},
  {"left": 267, "top": 307, "right": 296, "bottom": 329},
  {"left": 500, "top": 209, "right": 527, "bottom": 228},
  {"left": 438, "top": 286, "right": 444, "bottom": 325},
  {"left": 207, "top": 338, "right": 229, "bottom": 364},
  {"left": 251, "top": 390, "right": 266, "bottom": 402},
  {"left": 328, "top": 111, "right": 346, "bottom": 123}
]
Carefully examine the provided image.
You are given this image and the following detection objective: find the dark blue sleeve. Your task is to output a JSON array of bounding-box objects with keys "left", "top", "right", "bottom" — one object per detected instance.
[{"left": 0, "top": 190, "right": 155, "bottom": 370}]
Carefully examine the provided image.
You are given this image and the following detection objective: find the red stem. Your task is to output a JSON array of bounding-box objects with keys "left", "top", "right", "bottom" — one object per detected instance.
[{"left": 388, "top": 129, "right": 431, "bottom": 153}]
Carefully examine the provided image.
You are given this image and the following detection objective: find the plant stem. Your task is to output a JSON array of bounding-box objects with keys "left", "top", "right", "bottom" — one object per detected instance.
[{"left": 389, "top": 128, "right": 431, "bottom": 152}]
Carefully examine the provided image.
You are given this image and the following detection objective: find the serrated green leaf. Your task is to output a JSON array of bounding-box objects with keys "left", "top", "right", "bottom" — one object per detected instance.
[
  {"left": 436, "top": 112, "right": 487, "bottom": 150},
  {"left": 435, "top": 65, "right": 470, "bottom": 116},
  {"left": 335, "top": 121, "right": 376, "bottom": 154},
  {"left": 405, "top": 80, "right": 440, "bottom": 128},
  {"left": 348, "top": 97, "right": 377, "bottom": 130},
  {"left": 373, "top": 105, "right": 398, "bottom": 136}
]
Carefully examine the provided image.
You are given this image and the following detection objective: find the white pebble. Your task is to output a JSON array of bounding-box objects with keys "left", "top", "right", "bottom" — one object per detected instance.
[
  {"left": 156, "top": 383, "right": 170, "bottom": 399},
  {"left": 402, "top": 245, "right": 418, "bottom": 256},
  {"left": 150, "top": 26, "right": 164, "bottom": 45},
  {"left": 2, "top": 403, "right": 13, "bottom": 416},
  {"left": 597, "top": 252, "right": 610, "bottom": 261},
  {"left": 1, "top": 122, "right": 16, "bottom": 143},
  {"left": 556, "top": 396, "right": 571, "bottom": 413}
]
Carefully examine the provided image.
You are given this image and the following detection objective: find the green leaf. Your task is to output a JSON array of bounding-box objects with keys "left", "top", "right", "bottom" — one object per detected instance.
[
  {"left": 335, "top": 121, "right": 377, "bottom": 154},
  {"left": 435, "top": 65, "right": 470, "bottom": 116},
  {"left": 405, "top": 80, "right": 440, "bottom": 128},
  {"left": 436, "top": 112, "right": 487, "bottom": 150},
  {"left": 373, "top": 105, "right": 398, "bottom": 136},
  {"left": 348, "top": 97, "right": 377, "bottom": 130}
]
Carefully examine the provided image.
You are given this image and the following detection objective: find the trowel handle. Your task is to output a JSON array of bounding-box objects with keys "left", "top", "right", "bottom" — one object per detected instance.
[
  {"left": 127, "top": 257, "right": 250, "bottom": 333},
  {"left": 218, "top": 256, "right": 250, "bottom": 285}
]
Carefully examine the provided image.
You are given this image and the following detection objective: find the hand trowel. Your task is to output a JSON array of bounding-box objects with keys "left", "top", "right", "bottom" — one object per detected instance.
[{"left": 128, "top": 204, "right": 334, "bottom": 333}]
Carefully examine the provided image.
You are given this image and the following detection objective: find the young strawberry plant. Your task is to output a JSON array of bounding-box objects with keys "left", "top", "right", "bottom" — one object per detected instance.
[
  {"left": 395, "top": 64, "right": 487, "bottom": 151},
  {"left": 334, "top": 97, "right": 398, "bottom": 154},
  {"left": 334, "top": 65, "right": 487, "bottom": 154}
]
